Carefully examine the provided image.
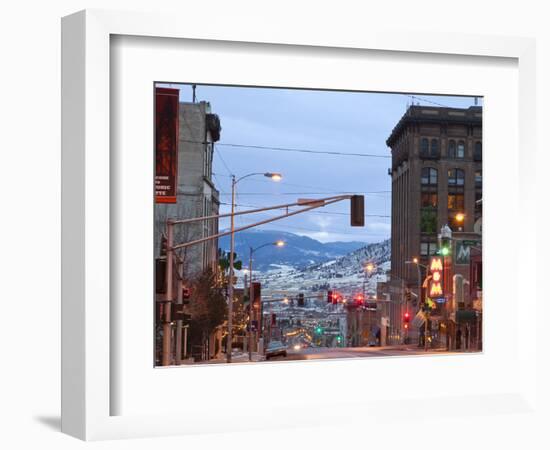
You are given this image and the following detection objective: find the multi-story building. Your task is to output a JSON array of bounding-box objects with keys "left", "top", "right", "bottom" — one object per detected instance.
[
  {"left": 154, "top": 98, "right": 222, "bottom": 278},
  {"left": 386, "top": 104, "right": 482, "bottom": 346},
  {"left": 154, "top": 89, "right": 222, "bottom": 364}
]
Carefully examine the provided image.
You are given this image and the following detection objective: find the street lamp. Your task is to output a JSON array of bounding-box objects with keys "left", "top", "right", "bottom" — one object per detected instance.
[
  {"left": 227, "top": 172, "right": 283, "bottom": 363},
  {"left": 363, "top": 262, "right": 375, "bottom": 297},
  {"left": 248, "top": 240, "right": 286, "bottom": 361}
]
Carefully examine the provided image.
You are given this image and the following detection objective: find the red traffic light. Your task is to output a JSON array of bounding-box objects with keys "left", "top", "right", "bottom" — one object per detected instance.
[{"left": 403, "top": 312, "right": 411, "bottom": 323}]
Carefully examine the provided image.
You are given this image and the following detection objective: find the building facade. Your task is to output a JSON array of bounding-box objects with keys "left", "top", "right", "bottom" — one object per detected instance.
[
  {"left": 155, "top": 100, "right": 222, "bottom": 278},
  {"left": 386, "top": 105, "right": 482, "bottom": 346},
  {"left": 154, "top": 94, "right": 222, "bottom": 364}
]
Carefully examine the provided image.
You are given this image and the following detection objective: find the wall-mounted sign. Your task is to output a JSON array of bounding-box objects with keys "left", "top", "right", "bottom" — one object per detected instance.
[
  {"left": 155, "top": 87, "right": 179, "bottom": 203},
  {"left": 429, "top": 256, "right": 443, "bottom": 297},
  {"left": 455, "top": 239, "right": 481, "bottom": 265}
]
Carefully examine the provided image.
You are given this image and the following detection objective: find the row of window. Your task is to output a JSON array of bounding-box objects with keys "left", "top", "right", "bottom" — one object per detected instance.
[
  {"left": 420, "top": 138, "right": 482, "bottom": 161},
  {"left": 421, "top": 193, "right": 466, "bottom": 209},
  {"left": 421, "top": 167, "right": 482, "bottom": 187}
]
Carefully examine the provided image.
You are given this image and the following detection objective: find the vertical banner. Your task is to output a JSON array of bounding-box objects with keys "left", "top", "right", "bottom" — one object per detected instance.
[{"left": 155, "top": 87, "right": 179, "bottom": 203}]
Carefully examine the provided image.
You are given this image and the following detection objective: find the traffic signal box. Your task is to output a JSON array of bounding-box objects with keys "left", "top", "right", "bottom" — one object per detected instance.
[
  {"left": 251, "top": 282, "right": 261, "bottom": 309},
  {"left": 298, "top": 293, "right": 305, "bottom": 307},
  {"left": 403, "top": 311, "right": 411, "bottom": 330},
  {"left": 350, "top": 195, "right": 365, "bottom": 227}
]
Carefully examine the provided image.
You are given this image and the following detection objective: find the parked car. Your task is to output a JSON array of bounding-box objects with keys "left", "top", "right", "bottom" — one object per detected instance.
[{"left": 265, "top": 340, "right": 287, "bottom": 359}]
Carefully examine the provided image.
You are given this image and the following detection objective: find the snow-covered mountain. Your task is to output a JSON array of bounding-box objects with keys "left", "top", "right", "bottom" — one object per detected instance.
[
  {"left": 219, "top": 229, "right": 368, "bottom": 270},
  {"left": 256, "top": 238, "right": 391, "bottom": 298}
]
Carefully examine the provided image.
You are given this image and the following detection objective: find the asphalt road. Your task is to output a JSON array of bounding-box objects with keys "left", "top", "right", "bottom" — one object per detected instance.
[{"left": 267, "top": 345, "right": 455, "bottom": 361}]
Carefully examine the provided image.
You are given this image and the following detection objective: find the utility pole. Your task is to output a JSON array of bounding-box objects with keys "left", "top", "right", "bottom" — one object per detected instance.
[
  {"left": 227, "top": 175, "right": 236, "bottom": 363},
  {"left": 162, "top": 221, "right": 174, "bottom": 366},
  {"left": 249, "top": 249, "right": 254, "bottom": 362},
  {"left": 175, "top": 259, "right": 183, "bottom": 365}
]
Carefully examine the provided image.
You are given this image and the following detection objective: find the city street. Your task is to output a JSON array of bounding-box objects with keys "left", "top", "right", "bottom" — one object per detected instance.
[{"left": 269, "top": 345, "right": 454, "bottom": 361}]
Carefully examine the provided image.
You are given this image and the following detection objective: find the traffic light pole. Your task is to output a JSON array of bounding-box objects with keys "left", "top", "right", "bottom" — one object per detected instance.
[
  {"left": 175, "top": 260, "right": 183, "bottom": 365},
  {"left": 162, "top": 222, "right": 174, "bottom": 366}
]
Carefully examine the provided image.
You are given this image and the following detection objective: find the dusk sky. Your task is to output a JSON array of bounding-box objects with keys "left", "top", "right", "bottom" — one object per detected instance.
[{"left": 162, "top": 83, "right": 482, "bottom": 244}]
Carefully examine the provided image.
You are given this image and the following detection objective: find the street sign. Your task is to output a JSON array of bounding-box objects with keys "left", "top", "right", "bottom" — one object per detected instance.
[{"left": 412, "top": 311, "right": 426, "bottom": 328}]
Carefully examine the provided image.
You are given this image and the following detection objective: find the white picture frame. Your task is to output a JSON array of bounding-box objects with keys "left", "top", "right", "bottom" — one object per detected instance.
[{"left": 62, "top": 9, "right": 540, "bottom": 441}]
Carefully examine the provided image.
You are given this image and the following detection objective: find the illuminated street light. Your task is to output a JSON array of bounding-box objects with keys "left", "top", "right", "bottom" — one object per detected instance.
[
  {"left": 265, "top": 172, "right": 282, "bottom": 181},
  {"left": 455, "top": 212, "right": 465, "bottom": 222},
  {"left": 227, "top": 171, "right": 283, "bottom": 363}
]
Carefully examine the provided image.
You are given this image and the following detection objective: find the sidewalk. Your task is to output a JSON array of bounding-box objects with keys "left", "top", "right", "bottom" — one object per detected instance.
[{"left": 197, "top": 351, "right": 265, "bottom": 364}]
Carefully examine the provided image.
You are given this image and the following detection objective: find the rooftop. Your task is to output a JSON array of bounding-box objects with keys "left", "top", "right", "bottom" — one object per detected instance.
[{"left": 386, "top": 105, "right": 482, "bottom": 148}]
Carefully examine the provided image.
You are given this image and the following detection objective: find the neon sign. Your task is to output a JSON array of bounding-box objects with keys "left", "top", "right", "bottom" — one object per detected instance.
[{"left": 429, "top": 256, "right": 444, "bottom": 297}]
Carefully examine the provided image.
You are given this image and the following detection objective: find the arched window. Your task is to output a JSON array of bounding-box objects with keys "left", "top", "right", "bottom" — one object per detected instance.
[
  {"left": 474, "top": 141, "right": 482, "bottom": 161},
  {"left": 420, "top": 138, "right": 429, "bottom": 157},
  {"left": 457, "top": 140, "right": 465, "bottom": 159},
  {"left": 421, "top": 167, "right": 438, "bottom": 186},
  {"left": 448, "top": 168, "right": 465, "bottom": 186},
  {"left": 430, "top": 139, "right": 439, "bottom": 157},
  {"left": 448, "top": 140, "right": 456, "bottom": 159}
]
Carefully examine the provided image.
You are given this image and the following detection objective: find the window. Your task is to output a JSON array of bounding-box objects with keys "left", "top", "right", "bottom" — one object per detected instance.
[
  {"left": 448, "top": 140, "right": 456, "bottom": 158},
  {"left": 457, "top": 141, "right": 465, "bottom": 159},
  {"left": 420, "top": 138, "right": 429, "bottom": 157},
  {"left": 474, "top": 141, "right": 482, "bottom": 161},
  {"left": 421, "top": 193, "right": 438, "bottom": 208},
  {"left": 448, "top": 169, "right": 465, "bottom": 186},
  {"left": 420, "top": 208, "right": 438, "bottom": 234},
  {"left": 430, "top": 139, "right": 439, "bottom": 157},
  {"left": 421, "top": 167, "right": 438, "bottom": 186},
  {"left": 448, "top": 193, "right": 464, "bottom": 210},
  {"left": 420, "top": 242, "right": 438, "bottom": 256},
  {"left": 475, "top": 170, "right": 482, "bottom": 188}
]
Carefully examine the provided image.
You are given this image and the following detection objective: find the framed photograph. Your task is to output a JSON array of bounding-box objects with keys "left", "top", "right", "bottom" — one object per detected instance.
[{"left": 62, "top": 9, "right": 538, "bottom": 441}]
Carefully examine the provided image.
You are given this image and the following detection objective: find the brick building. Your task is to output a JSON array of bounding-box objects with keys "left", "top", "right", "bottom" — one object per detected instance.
[{"left": 386, "top": 104, "right": 482, "bottom": 345}]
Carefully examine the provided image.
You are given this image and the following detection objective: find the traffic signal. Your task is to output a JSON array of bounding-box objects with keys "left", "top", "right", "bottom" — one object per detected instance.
[
  {"left": 403, "top": 311, "right": 411, "bottom": 330},
  {"left": 298, "top": 293, "right": 305, "bottom": 307},
  {"left": 252, "top": 282, "right": 261, "bottom": 308},
  {"left": 332, "top": 292, "right": 339, "bottom": 305},
  {"left": 405, "top": 289, "right": 411, "bottom": 303},
  {"left": 354, "top": 293, "right": 364, "bottom": 306},
  {"left": 160, "top": 235, "right": 167, "bottom": 257},
  {"left": 182, "top": 286, "right": 191, "bottom": 305},
  {"left": 271, "top": 313, "right": 277, "bottom": 326},
  {"left": 155, "top": 258, "right": 167, "bottom": 294},
  {"left": 350, "top": 195, "right": 365, "bottom": 227},
  {"left": 327, "top": 290, "right": 333, "bottom": 303},
  {"left": 315, "top": 326, "right": 323, "bottom": 334}
]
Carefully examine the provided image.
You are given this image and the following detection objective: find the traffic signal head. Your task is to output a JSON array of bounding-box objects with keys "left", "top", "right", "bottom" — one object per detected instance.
[
  {"left": 440, "top": 246, "right": 450, "bottom": 256},
  {"left": 327, "top": 290, "right": 333, "bottom": 303},
  {"left": 350, "top": 195, "right": 365, "bottom": 227}
]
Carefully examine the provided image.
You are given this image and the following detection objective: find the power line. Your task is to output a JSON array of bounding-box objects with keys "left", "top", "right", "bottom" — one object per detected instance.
[
  {"left": 214, "top": 145, "right": 233, "bottom": 176},
  {"left": 217, "top": 191, "right": 390, "bottom": 196},
  {"left": 404, "top": 94, "right": 449, "bottom": 108},
  {"left": 181, "top": 139, "right": 390, "bottom": 159},
  {"left": 219, "top": 201, "right": 389, "bottom": 218}
]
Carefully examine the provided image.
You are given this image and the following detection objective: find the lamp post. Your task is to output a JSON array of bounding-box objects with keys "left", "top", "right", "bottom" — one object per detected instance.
[
  {"left": 363, "top": 262, "right": 375, "bottom": 298},
  {"left": 227, "top": 172, "right": 282, "bottom": 363},
  {"left": 248, "top": 240, "right": 285, "bottom": 361}
]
